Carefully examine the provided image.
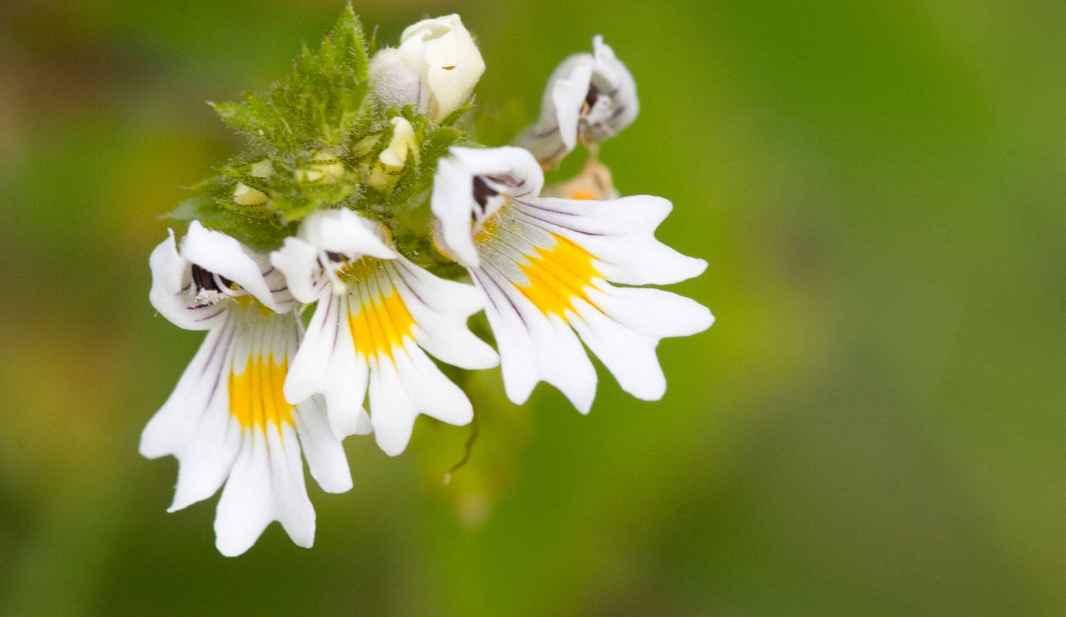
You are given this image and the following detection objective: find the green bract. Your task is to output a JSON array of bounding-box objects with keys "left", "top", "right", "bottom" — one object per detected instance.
[{"left": 170, "top": 4, "right": 475, "bottom": 273}]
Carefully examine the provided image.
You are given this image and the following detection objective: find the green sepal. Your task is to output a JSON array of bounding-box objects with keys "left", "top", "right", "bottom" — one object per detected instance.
[{"left": 165, "top": 181, "right": 296, "bottom": 251}]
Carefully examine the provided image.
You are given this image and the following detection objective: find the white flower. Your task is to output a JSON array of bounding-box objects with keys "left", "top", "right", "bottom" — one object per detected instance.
[
  {"left": 519, "top": 36, "right": 639, "bottom": 167},
  {"left": 143, "top": 221, "right": 352, "bottom": 557},
  {"left": 369, "top": 14, "right": 485, "bottom": 122},
  {"left": 270, "top": 209, "right": 498, "bottom": 456},
  {"left": 431, "top": 147, "right": 712, "bottom": 412}
]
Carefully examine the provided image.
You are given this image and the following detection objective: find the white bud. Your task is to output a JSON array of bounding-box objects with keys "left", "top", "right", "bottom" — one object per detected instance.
[
  {"left": 368, "top": 49, "right": 423, "bottom": 111},
  {"left": 369, "top": 14, "right": 485, "bottom": 122}
]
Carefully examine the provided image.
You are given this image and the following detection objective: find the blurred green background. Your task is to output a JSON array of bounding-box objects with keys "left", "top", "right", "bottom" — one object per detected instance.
[{"left": 1, "top": 0, "right": 1063, "bottom": 615}]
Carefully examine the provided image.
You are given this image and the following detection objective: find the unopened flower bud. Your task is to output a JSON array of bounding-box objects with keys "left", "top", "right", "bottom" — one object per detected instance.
[
  {"left": 369, "top": 15, "right": 485, "bottom": 122},
  {"left": 519, "top": 36, "right": 638, "bottom": 167},
  {"left": 369, "top": 117, "right": 418, "bottom": 191},
  {"left": 295, "top": 150, "right": 345, "bottom": 184},
  {"left": 233, "top": 182, "right": 268, "bottom": 206},
  {"left": 249, "top": 159, "right": 274, "bottom": 179}
]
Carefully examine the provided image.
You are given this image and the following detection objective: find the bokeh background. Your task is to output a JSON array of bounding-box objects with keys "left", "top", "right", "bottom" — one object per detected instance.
[{"left": 1, "top": 1, "right": 1063, "bottom": 615}]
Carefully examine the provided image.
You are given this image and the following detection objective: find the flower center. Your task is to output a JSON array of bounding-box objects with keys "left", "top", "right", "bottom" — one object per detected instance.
[
  {"left": 335, "top": 256, "right": 385, "bottom": 284},
  {"left": 470, "top": 174, "right": 525, "bottom": 241},
  {"left": 190, "top": 264, "right": 245, "bottom": 306}
]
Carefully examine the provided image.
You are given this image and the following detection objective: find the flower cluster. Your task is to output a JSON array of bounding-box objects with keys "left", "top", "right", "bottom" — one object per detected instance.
[{"left": 144, "top": 8, "right": 713, "bottom": 556}]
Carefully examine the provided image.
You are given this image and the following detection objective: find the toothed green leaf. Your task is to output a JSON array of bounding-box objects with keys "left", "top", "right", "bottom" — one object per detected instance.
[{"left": 210, "top": 3, "right": 371, "bottom": 153}]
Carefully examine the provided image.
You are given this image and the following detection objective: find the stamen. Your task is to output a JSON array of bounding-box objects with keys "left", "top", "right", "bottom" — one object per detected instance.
[
  {"left": 190, "top": 264, "right": 243, "bottom": 304},
  {"left": 192, "top": 264, "right": 223, "bottom": 293}
]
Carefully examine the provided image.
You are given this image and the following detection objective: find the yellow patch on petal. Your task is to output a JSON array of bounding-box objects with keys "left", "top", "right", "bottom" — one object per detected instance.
[
  {"left": 474, "top": 211, "right": 501, "bottom": 244},
  {"left": 517, "top": 234, "right": 601, "bottom": 317},
  {"left": 229, "top": 355, "right": 293, "bottom": 429},
  {"left": 348, "top": 289, "right": 416, "bottom": 361}
]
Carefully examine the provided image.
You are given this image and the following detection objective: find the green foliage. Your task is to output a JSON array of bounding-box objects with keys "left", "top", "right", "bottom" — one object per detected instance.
[
  {"left": 166, "top": 184, "right": 298, "bottom": 252},
  {"left": 208, "top": 4, "right": 371, "bottom": 153},
  {"left": 179, "top": 3, "right": 481, "bottom": 256}
]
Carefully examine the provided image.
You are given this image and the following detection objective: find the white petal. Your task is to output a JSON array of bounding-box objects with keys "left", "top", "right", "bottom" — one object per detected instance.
[
  {"left": 590, "top": 35, "right": 639, "bottom": 133},
  {"left": 270, "top": 237, "right": 320, "bottom": 304},
  {"left": 300, "top": 209, "right": 397, "bottom": 260},
  {"left": 261, "top": 255, "right": 297, "bottom": 312},
  {"left": 140, "top": 319, "right": 233, "bottom": 458},
  {"left": 478, "top": 264, "right": 597, "bottom": 413},
  {"left": 590, "top": 285, "right": 714, "bottom": 339},
  {"left": 523, "top": 196, "right": 707, "bottom": 285},
  {"left": 431, "top": 155, "right": 482, "bottom": 267},
  {"left": 270, "top": 423, "right": 316, "bottom": 548},
  {"left": 181, "top": 221, "right": 278, "bottom": 312},
  {"left": 470, "top": 268, "right": 540, "bottom": 405},
  {"left": 141, "top": 318, "right": 242, "bottom": 512},
  {"left": 518, "top": 54, "right": 592, "bottom": 165},
  {"left": 551, "top": 60, "right": 593, "bottom": 151},
  {"left": 285, "top": 291, "right": 373, "bottom": 439},
  {"left": 396, "top": 341, "right": 473, "bottom": 427},
  {"left": 390, "top": 260, "right": 498, "bottom": 370},
  {"left": 529, "top": 194, "right": 670, "bottom": 234},
  {"left": 213, "top": 433, "right": 272, "bottom": 557},
  {"left": 166, "top": 414, "right": 242, "bottom": 512},
  {"left": 570, "top": 299, "right": 666, "bottom": 401},
  {"left": 367, "top": 357, "right": 418, "bottom": 457},
  {"left": 293, "top": 397, "right": 353, "bottom": 494},
  {"left": 450, "top": 146, "right": 546, "bottom": 192},
  {"left": 529, "top": 311, "right": 597, "bottom": 414},
  {"left": 399, "top": 14, "right": 485, "bottom": 121},
  {"left": 586, "top": 232, "right": 707, "bottom": 286},
  {"left": 148, "top": 230, "right": 226, "bottom": 330},
  {"left": 214, "top": 425, "right": 315, "bottom": 557}
]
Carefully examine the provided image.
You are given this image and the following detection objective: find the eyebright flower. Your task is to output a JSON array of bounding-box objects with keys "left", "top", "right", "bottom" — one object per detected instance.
[
  {"left": 430, "top": 146, "right": 713, "bottom": 412},
  {"left": 270, "top": 209, "right": 499, "bottom": 456},
  {"left": 146, "top": 7, "right": 717, "bottom": 555},
  {"left": 519, "top": 36, "right": 639, "bottom": 167},
  {"left": 369, "top": 14, "right": 485, "bottom": 122},
  {"left": 143, "top": 221, "right": 352, "bottom": 557}
]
